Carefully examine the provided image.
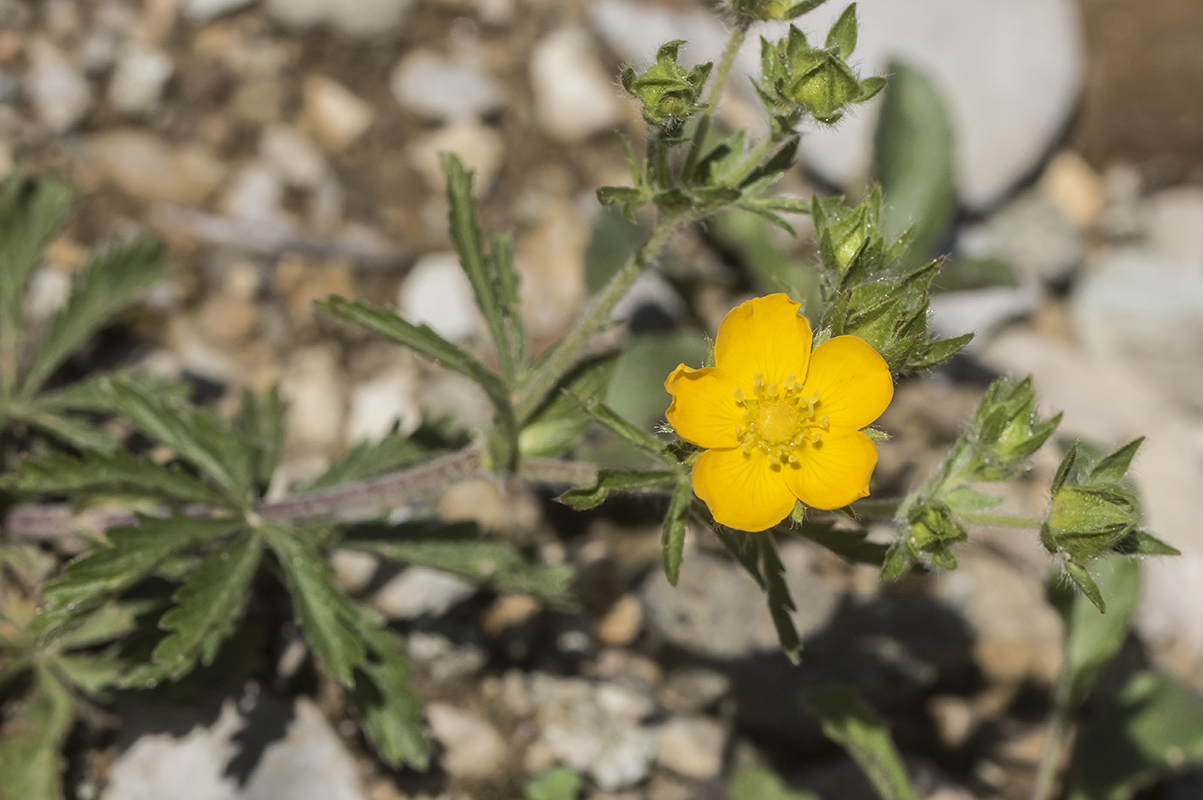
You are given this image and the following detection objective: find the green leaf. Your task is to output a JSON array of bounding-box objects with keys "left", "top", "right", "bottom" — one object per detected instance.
[
  {"left": 661, "top": 479, "right": 691, "bottom": 585},
  {"left": 15, "top": 408, "right": 120, "bottom": 453},
  {"left": 262, "top": 523, "right": 365, "bottom": 686},
  {"left": 306, "top": 429, "right": 430, "bottom": 491},
  {"left": 442, "top": 153, "right": 521, "bottom": 382},
  {"left": 55, "top": 650, "right": 124, "bottom": 696},
  {"left": 101, "top": 376, "right": 253, "bottom": 502},
  {"left": 0, "top": 666, "right": 74, "bottom": 800},
  {"left": 1090, "top": 437, "right": 1144, "bottom": 485},
  {"left": 0, "top": 175, "right": 75, "bottom": 352},
  {"left": 873, "top": 61, "right": 956, "bottom": 265},
  {"left": 489, "top": 230, "right": 526, "bottom": 372},
  {"left": 825, "top": 3, "right": 859, "bottom": 60},
  {"left": 1064, "top": 559, "right": 1106, "bottom": 613},
  {"left": 1049, "top": 555, "right": 1140, "bottom": 701},
  {"left": 1070, "top": 672, "right": 1203, "bottom": 800},
  {"left": 238, "top": 386, "right": 286, "bottom": 487},
  {"left": 54, "top": 601, "right": 144, "bottom": 651},
  {"left": 557, "top": 469, "right": 678, "bottom": 511},
  {"left": 37, "top": 514, "right": 244, "bottom": 635},
  {"left": 943, "top": 485, "right": 1003, "bottom": 512},
  {"left": 759, "top": 536, "right": 801, "bottom": 661},
  {"left": 151, "top": 533, "right": 263, "bottom": 677},
  {"left": 8, "top": 449, "right": 231, "bottom": 508},
  {"left": 797, "top": 522, "right": 888, "bottom": 566},
  {"left": 33, "top": 369, "right": 187, "bottom": 413},
  {"left": 573, "top": 397, "right": 672, "bottom": 462},
  {"left": 344, "top": 520, "right": 574, "bottom": 607},
  {"left": 907, "top": 333, "right": 973, "bottom": 371},
  {"left": 21, "top": 237, "right": 169, "bottom": 395},
  {"left": 350, "top": 624, "right": 429, "bottom": 770},
  {"left": 802, "top": 686, "right": 920, "bottom": 800},
  {"left": 527, "top": 766, "right": 583, "bottom": 800},
  {"left": 728, "top": 766, "right": 818, "bottom": 800},
  {"left": 317, "top": 296, "right": 513, "bottom": 426},
  {"left": 520, "top": 355, "right": 618, "bottom": 458}
]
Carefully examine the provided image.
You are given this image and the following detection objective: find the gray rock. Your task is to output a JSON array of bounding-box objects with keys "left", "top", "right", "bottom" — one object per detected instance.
[
  {"left": 260, "top": 125, "right": 328, "bottom": 189},
  {"left": 282, "top": 345, "right": 346, "bottom": 456},
  {"left": 241, "top": 699, "right": 365, "bottom": 800},
  {"left": 89, "top": 129, "right": 227, "bottom": 204},
  {"left": 1145, "top": 187, "right": 1203, "bottom": 275},
  {"left": 391, "top": 51, "right": 502, "bottom": 122},
  {"left": 641, "top": 542, "right": 843, "bottom": 658},
  {"left": 344, "top": 367, "right": 421, "bottom": 444},
  {"left": 407, "top": 121, "right": 504, "bottom": 195},
  {"left": 928, "top": 284, "right": 1040, "bottom": 345},
  {"left": 185, "top": 0, "right": 259, "bottom": 21},
  {"left": 658, "top": 668, "right": 730, "bottom": 714},
  {"left": 529, "top": 674, "right": 656, "bottom": 791},
  {"left": 26, "top": 36, "right": 92, "bottom": 133},
  {"left": 220, "top": 163, "right": 292, "bottom": 225},
  {"left": 655, "top": 716, "right": 726, "bottom": 780},
  {"left": 426, "top": 703, "right": 507, "bottom": 779},
  {"left": 959, "top": 191, "right": 1081, "bottom": 283},
  {"left": 406, "top": 632, "right": 487, "bottom": 683},
  {"left": 266, "top": 0, "right": 414, "bottom": 38},
  {"left": 530, "top": 26, "right": 625, "bottom": 143},
  {"left": 107, "top": 45, "right": 173, "bottom": 116},
  {"left": 397, "top": 253, "right": 480, "bottom": 344},
  {"left": 590, "top": 0, "right": 1084, "bottom": 211},
  {"left": 371, "top": 567, "right": 476, "bottom": 620}
]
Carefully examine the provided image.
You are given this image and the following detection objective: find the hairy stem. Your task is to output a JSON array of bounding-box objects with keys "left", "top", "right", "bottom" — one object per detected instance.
[
  {"left": 1031, "top": 672, "right": 1074, "bottom": 800},
  {"left": 958, "top": 512, "right": 1043, "bottom": 529},
  {"left": 682, "top": 17, "right": 751, "bottom": 181},
  {"left": 515, "top": 220, "right": 681, "bottom": 421}
]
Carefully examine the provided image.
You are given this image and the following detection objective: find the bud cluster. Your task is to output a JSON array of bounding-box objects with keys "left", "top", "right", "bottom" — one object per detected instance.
[{"left": 621, "top": 41, "right": 713, "bottom": 137}]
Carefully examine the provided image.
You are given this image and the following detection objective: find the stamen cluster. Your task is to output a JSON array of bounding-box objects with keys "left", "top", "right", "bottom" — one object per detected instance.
[{"left": 735, "top": 372, "right": 829, "bottom": 464}]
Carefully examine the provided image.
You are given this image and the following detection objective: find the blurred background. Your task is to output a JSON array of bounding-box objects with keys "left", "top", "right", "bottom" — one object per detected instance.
[{"left": 3, "top": 0, "right": 1203, "bottom": 798}]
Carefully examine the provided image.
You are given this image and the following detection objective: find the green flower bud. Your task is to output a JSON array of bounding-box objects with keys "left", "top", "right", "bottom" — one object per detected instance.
[
  {"left": 621, "top": 41, "right": 712, "bottom": 133},
  {"left": 1042, "top": 484, "right": 1139, "bottom": 562},
  {"left": 969, "top": 377, "right": 1062, "bottom": 478},
  {"left": 896, "top": 500, "right": 967, "bottom": 571},
  {"left": 732, "top": 0, "right": 829, "bottom": 22}
]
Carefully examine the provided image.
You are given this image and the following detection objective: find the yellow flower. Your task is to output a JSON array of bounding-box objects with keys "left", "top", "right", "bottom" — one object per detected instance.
[{"left": 664, "top": 293, "right": 893, "bottom": 532}]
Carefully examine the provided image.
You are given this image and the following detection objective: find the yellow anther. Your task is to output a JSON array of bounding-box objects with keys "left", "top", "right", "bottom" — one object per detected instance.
[
  {"left": 767, "top": 382, "right": 779, "bottom": 398},
  {"left": 818, "top": 416, "right": 829, "bottom": 429},
  {"left": 752, "top": 374, "right": 765, "bottom": 395},
  {"left": 783, "top": 374, "right": 797, "bottom": 391},
  {"left": 733, "top": 388, "right": 746, "bottom": 403}
]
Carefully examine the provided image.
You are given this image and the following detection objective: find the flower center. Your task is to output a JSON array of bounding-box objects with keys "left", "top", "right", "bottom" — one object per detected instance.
[{"left": 735, "top": 372, "right": 828, "bottom": 465}]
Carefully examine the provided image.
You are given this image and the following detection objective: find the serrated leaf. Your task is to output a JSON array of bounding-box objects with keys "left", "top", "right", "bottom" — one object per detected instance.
[
  {"left": 489, "top": 230, "right": 526, "bottom": 372},
  {"left": 33, "top": 370, "right": 187, "bottom": 413},
  {"left": 575, "top": 397, "right": 672, "bottom": 462},
  {"left": 759, "top": 536, "right": 800, "bottom": 661},
  {"left": 238, "top": 386, "right": 286, "bottom": 487},
  {"left": 802, "top": 686, "right": 920, "bottom": 800},
  {"left": 1049, "top": 555, "right": 1139, "bottom": 702},
  {"left": 662, "top": 479, "right": 691, "bottom": 585},
  {"left": 826, "top": 3, "right": 859, "bottom": 60},
  {"left": 1064, "top": 560, "right": 1105, "bottom": 613},
  {"left": 262, "top": 523, "right": 365, "bottom": 686},
  {"left": 520, "top": 355, "right": 618, "bottom": 458},
  {"left": 1090, "top": 437, "right": 1144, "bottom": 485},
  {"left": 101, "top": 377, "right": 253, "bottom": 502},
  {"left": 54, "top": 650, "right": 124, "bottom": 696},
  {"left": 1069, "top": 672, "right": 1203, "bottom": 800},
  {"left": 873, "top": 61, "right": 955, "bottom": 265},
  {"left": 0, "top": 175, "right": 75, "bottom": 353},
  {"left": 728, "top": 766, "right": 818, "bottom": 800},
  {"left": 8, "top": 449, "right": 231, "bottom": 508},
  {"left": 798, "top": 522, "right": 888, "bottom": 566},
  {"left": 21, "top": 237, "right": 169, "bottom": 396},
  {"left": 0, "top": 666, "right": 74, "bottom": 800},
  {"left": 350, "top": 624, "right": 429, "bottom": 770},
  {"left": 317, "top": 296, "right": 512, "bottom": 425},
  {"left": 54, "top": 600, "right": 147, "bottom": 651},
  {"left": 15, "top": 408, "right": 120, "bottom": 452},
  {"left": 943, "top": 485, "right": 1003, "bottom": 512},
  {"left": 442, "top": 153, "right": 520, "bottom": 382},
  {"left": 557, "top": 469, "right": 677, "bottom": 511},
  {"left": 151, "top": 533, "right": 263, "bottom": 677},
  {"left": 37, "top": 514, "right": 244, "bottom": 635},
  {"left": 344, "top": 520, "right": 574, "bottom": 607},
  {"left": 306, "top": 429, "right": 431, "bottom": 491},
  {"left": 527, "top": 766, "right": 583, "bottom": 800}
]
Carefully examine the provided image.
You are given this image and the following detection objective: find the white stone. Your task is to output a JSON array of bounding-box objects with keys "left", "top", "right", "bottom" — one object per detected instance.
[
  {"left": 407, "top": 121, "right": 504, "bottom": 196},
  {"left": 303, "top": 76, "right": 375, "bottom": 151},
  {"left": 371, "top": 567, "right": 476, "bottom": 619},
  {"left": 266, "top": 0, "right": 414, "bottom": 38},
  {"left": 282, "top": 345, "right": 345, "bottom": 454},
  {"left": 185, "top": 0, "right": 258, "bottom": 21},
  {"left": 89, "top": 129, "right": 227, "bottom": 204},
  {"left": 397, "top": 252, "right": 480, "bottom": 344},
  {"left": 929, "top": 285, "right": 1040, "bottom": 346},
  {"left": 26, "top": 36, "right": 92, "bottom": 134},
  {"left": 260, "top": 124, "right": 328, "bottom": 188},
  {"left": 23, "top": 268, "right": 72, "bottom": 326},
  {"left": 530, "top": 26, "right": 624, "bottom": 143},
  {"left": 590, "top": 0, "right": 1084, "bottom": 211},
  {"left": 331, "top": 549, "right": 378, "bottom": 594},
  {"left": 220, "top": 163, "right": 292, "bottom": 225},
  {"left": 241, "top": 700, "right": 365, "bottom": 800},
  {"left": 1145, "top": 187, "right": 1203, "bottom": 275},
  {"left": 426, "top": 704, "right": 507, "bottom": 779},
  {"left": 655, "top": 716, "right": 725, "bottom": 780},
  {"left": 391, "top": 51, "right": 502, "bottom": 122},
  {"left": 107, "top": 45, "right": 174, "bottom": 116},
  {"left": 344, "top": 367, "right": 421, "bottom": 443}
]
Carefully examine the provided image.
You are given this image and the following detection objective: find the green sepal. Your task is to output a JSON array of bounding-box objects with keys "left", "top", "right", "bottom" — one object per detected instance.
[
  {"left": 557, "top": 469, "right": 678, "bottom": 511},
  {"left": 825, "top": 3, "right": 858, "bottom": 60},
  {"left": 1063, "top": 560, "right": 1105, "bottom": 613}
]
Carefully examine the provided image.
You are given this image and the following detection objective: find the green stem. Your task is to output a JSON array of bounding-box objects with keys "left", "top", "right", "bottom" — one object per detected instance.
[
  {"left": 1031, "top": 673, "right": 1074, "bottom": 800},
  {"left": 682, "top": 17, "right": 751, "bottom": 181},
  {"left": 515, "top": 220, "right": 681, "bottom": 421},
  {"left": 958, "top": 512, "right": 1043, "bottom": 529},
  {"left": 851, "top": 497, "right": 903, "bottom": 518},
  {"left": 726, "top": 133, "right": 787, "bottom": 186}
]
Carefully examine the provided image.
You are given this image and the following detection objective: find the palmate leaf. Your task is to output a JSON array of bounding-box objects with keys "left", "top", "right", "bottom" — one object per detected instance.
[
  {"left": 36, "top": 514, "right": 244, "bottom": 635},
  {"left": 14, "top": 407, "right": 120, "bottom": 453},
  {"left": 305, "top": 429, "right": 431, "bottom": 491},
  {"left": 20, "top": 237, "right": 169, "bottom": 395},
  {"left": 802, "top": 686, "right": 920, "bottom": 800},
  {"left": 0, "top": 175, "right": 75, "bottom": 343},
  {"left": 0, "top": 666, "right": 74, "bottom": 800},
  {"left": 237, "top": 386, "right": 286, "bottom": 488},
  {"left": 262, "top": 523, "right": 364, "bottom": 686},
  {"left": 7, "top": 449, "right": 231, "bottom": 508},
  {"left": 350, "top": 624, "right": 429, "bottom": 770},
  {"left": 343, "top": 520, "right": 574, "bottom": 607},
  {"left": 151, "top": 532, "right": 263, "bottom": 678},
  {"left": 33, "top": 370, "right": 188, "bottom": 413}
]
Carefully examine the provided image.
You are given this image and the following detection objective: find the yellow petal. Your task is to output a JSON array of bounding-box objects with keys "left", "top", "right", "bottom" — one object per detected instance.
[
  {"left": 803, "top": 335, "right": 893, "bottom": 430},
  {"left": 665, "top": 365, "right": 743, "bottom": 449},
  {"left": 714, "top": 294, "right": 813, "bottom": 390},
  {"left": 692, "top": 446, "right": 797, "bottom": 532},
  {"left": 784, "top": 427, "right": 878, "bottom": 510}
]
